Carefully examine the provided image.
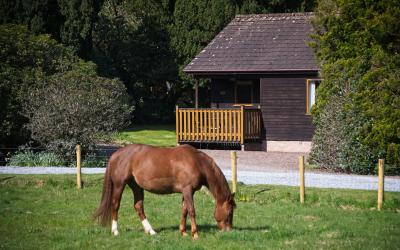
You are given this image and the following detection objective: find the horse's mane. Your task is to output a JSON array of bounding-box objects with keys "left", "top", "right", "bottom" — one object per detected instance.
[{"left": 198, "top": 151, "right": 232, "bottom": 203}]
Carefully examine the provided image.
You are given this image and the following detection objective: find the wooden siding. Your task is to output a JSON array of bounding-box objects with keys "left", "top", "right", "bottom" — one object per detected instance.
[{"left": 260, "top": 77, "right": 315, "bottom": 141}]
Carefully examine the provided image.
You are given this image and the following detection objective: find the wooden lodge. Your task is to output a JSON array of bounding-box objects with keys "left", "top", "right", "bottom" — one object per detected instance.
[{"left": 177, "top": 13, "right": 320, "bottom": 152}]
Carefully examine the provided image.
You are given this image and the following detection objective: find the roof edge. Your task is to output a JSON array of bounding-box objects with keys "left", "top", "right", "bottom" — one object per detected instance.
[
  {"left": 184, "top": 69, "right": 320, "bottom": 77},
  {"left": 234, "top": 12, "right": 314, "bottom": 19}
]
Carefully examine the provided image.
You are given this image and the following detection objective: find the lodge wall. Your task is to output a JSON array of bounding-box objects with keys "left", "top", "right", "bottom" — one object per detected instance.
[
  {"left": 260, "top": 76, "right": 315, "bottom": 141},
  {"left": 208, "top": 74, "right": 317, "bottom": 142}
]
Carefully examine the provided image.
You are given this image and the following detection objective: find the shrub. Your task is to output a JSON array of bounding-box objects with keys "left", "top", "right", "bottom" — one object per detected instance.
[
  {"left": 0, "top": 24, "right": 77, "bottom": 146},
  {"left": 7, "top": 151, "right": 66, "bottom": 167},
  {"left": 23, "top": 64, "right": 133, "bottom": 153},
  {"left": 310, "top": 0, "right": 400, "bottom": 174}
]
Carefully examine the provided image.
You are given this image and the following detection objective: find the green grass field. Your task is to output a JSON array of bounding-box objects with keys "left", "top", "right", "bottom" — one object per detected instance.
[
  {"left": 111, "top": 124, "right": 176, "bottom": 147},
  {"left": 0, "top": 175, "right": 399, "bottom": 249}
]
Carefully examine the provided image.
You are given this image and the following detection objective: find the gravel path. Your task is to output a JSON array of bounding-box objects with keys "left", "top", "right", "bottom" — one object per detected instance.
[
  {"left": 202, "top": 150, "right": 307, "bottom": 172},
  {"left": 1, "top": 149, "right": 399, "bottom": 192},
  {"left": 1, "top": 165, "right": 399, "bottom": 192}
]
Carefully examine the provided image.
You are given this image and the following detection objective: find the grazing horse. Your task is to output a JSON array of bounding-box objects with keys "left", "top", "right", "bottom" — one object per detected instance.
[{"left": 94, "top": 144, "right": 236, "bottom": 239}]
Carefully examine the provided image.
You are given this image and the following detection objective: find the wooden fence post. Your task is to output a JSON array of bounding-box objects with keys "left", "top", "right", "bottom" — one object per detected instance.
[
  {"left": 299, "top": 155, "right": 305, "bottom": 204},
  {"left": 76, "top": 144, "right": 82, "bottom": 189},
  {"left": 231, "top": 151, "right": 237, "bottom": 193},
  {"left": 377, "top": 159, "right": 384, "bottom": 211}
]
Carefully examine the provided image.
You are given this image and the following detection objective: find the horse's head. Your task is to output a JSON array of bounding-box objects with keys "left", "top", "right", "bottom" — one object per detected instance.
[{"left": 214, "top": 193, "right": 236, "bottom": 231}]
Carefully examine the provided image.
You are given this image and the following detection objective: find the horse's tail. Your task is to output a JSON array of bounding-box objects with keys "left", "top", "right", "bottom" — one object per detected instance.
[{"left": 93, "top": 162, "right": 113, "bottom": 226}]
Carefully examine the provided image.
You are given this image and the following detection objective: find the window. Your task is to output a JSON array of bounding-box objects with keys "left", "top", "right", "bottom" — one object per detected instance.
[
  {"left": 235, "top": 81, "right": 253, "bottom": 104},
  {"left": 306, "top": 79, "right": 321, "bottom": 115}
]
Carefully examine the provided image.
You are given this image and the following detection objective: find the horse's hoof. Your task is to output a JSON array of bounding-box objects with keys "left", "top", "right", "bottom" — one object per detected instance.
[
  {"left": 181, "top": 231, "right": 188, "bottom": 237},
  {"left": 112, "top": 230, "right": 119, "bottom": 236},
  {"left": 192, "top": 232, "right": 199, "bottom": 240},
  {"left": 145, "top": 229, "right": 157, "bottom": 235}
]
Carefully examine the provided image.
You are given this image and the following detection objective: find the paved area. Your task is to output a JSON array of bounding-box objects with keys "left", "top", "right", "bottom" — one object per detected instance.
[{"left": 202, "top": 150, "right": 307, "bottom": 172}]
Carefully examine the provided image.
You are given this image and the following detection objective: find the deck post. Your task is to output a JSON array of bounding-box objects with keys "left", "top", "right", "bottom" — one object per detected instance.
[
  {"left": 195, "top": 80, "right": 199, "bottom": 108},
  {"left": 240, "top": 105, "right": 244, "bottom": 151},
  {"left": 175, "top": 105, "right": 179, "bottom": 146}
]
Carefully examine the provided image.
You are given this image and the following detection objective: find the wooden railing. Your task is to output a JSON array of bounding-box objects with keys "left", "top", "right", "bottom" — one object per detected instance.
[
  {"left": 175, "top": 106, "right": 262, "bottom": 145},
  {"left": 244, "top": 108, "right": 262, "bottom": 140}
]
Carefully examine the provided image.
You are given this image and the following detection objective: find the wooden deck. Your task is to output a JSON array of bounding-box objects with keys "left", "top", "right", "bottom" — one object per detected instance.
[{"left": 175, "top": 106, "right": 262, "bottom": 147}]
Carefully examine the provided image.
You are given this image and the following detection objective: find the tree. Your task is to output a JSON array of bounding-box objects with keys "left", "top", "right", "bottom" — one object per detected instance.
[
  {"left": 24, "top": 62, "right": 132, "bottom": 152},
  {"left": 0, "top": 24, "right": 133, "bottom": 150},
  {"left": 0, "top": 24, "right": 77, "bottom": 146},
  {"left": 310, "top": 0, "right": 400, "bottom": 173},
  {"left": 92, "top": 0, "right": 179, "bottom": 122},
  {"left": 58, "top": 0, "right": 102, "bottom": 59},
  {"left": 0, "top": 0, "right": 102, "bottom": 59}
]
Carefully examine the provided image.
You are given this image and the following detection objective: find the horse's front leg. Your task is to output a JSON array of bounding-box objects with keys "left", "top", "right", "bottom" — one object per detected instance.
[
  {"left": 182, "top": 188, "right": 199, "bottom": 239},
  {"left": 179, "top": 197, "right": 188, "bottom": 236},
  {"left": 128, "top": 181, "right": 156, "bottom": 235}
]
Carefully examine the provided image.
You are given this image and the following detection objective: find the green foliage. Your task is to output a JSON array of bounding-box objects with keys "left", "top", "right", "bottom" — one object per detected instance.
[
  {"left": 6, "top": 151, "right": 66, "bottom": 167},
  {"left": 58, "top": 0, "right": 102, "bottom": 58},
  {"left": 310, "top": 0, "right": 400, "bottom": 174},
  {"left": 0, "top": 0, "right": 63, "bottom": 38},
  {"left": 24, "top": 62, "right": 133, "bottom": 152},
  {"left": 0, "top": 24, "right": 133, "bottom": 152},
  {"left": 7, "top": 149, "right": 108, "bottom": 168},
  {"left": 0, "top": 0, "right": 101, "bottom": 59},
  {"left": 92, "top": 0, "right": 179, "bottom": 123},
  {"left": 0, "top": 24, "right": 77, "bottom": 146}
]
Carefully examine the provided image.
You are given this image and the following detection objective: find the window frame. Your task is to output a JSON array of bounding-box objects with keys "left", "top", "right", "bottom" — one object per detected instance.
[{"left": 306, "top": 79, "right": 321, "bottom": 115}]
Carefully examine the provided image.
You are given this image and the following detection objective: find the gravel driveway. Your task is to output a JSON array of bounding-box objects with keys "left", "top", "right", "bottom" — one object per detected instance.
[{"left": 1, "top": 150, "right": 399, "bottom": 192}]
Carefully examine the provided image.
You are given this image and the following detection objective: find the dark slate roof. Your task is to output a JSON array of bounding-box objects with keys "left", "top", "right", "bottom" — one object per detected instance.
[{"left": 184, "top": 12, "right": 319, "bottom": 75}]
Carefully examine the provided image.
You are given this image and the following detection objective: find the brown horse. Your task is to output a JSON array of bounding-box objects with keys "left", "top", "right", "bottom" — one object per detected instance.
[{"left": 94, "top": 144, "right": 235, "bottom": 239}]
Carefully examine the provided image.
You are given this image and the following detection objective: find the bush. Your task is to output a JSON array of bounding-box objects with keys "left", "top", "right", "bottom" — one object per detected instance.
[
  {"left": 310, "top": 0, "right": 400, "bottom": 174},
  {"left": 0, "top": 24, "right": 77, "bottom": 146},
  {"left": 23, "top": 64, "right": 133, "bottom": 153},
  {"left": 7, "top": 151, "right": 66, "bottom": 167},
  {"left": 6, "top": 149, "right": 108, "bottom": 168}
]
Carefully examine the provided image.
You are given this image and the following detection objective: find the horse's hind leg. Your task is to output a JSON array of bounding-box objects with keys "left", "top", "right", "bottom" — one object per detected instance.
[
  {"left": 127, "top": 180, "right": 156, "bottom": 235},
  {"left": 111, "top": 181, "right": 126, "bottom": 236},
  {"left": 179, "top": 197, "right": 189, "bottom": 236}
]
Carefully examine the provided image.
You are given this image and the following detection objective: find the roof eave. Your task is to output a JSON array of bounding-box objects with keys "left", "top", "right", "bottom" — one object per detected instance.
[{"left": 184, "top": 69, "right": 320, "bottom": 77}]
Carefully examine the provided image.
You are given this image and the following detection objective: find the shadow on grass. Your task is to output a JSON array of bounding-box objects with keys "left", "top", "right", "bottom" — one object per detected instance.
[
  {"left": 0, "top": 176, "right": 16, "bottom": 183},
  {"left": 156, "top": 224, "right": 270, "bottom": 233},
  {"left": 254, "top": 188, "right": 272, "bottom": 195}
]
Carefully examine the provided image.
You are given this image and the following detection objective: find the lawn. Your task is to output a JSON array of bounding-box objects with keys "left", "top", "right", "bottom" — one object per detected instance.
[
  {"left": 0, "top": 175, "right": 399, "bottom": 249},
  {"left": 111, "top": 124, "right": 176, "bottom": 147}
]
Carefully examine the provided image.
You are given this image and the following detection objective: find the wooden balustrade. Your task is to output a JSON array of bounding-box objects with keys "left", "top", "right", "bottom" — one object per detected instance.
[{"left": 175, "top": 106, "right": 262, "bottom": 146}]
